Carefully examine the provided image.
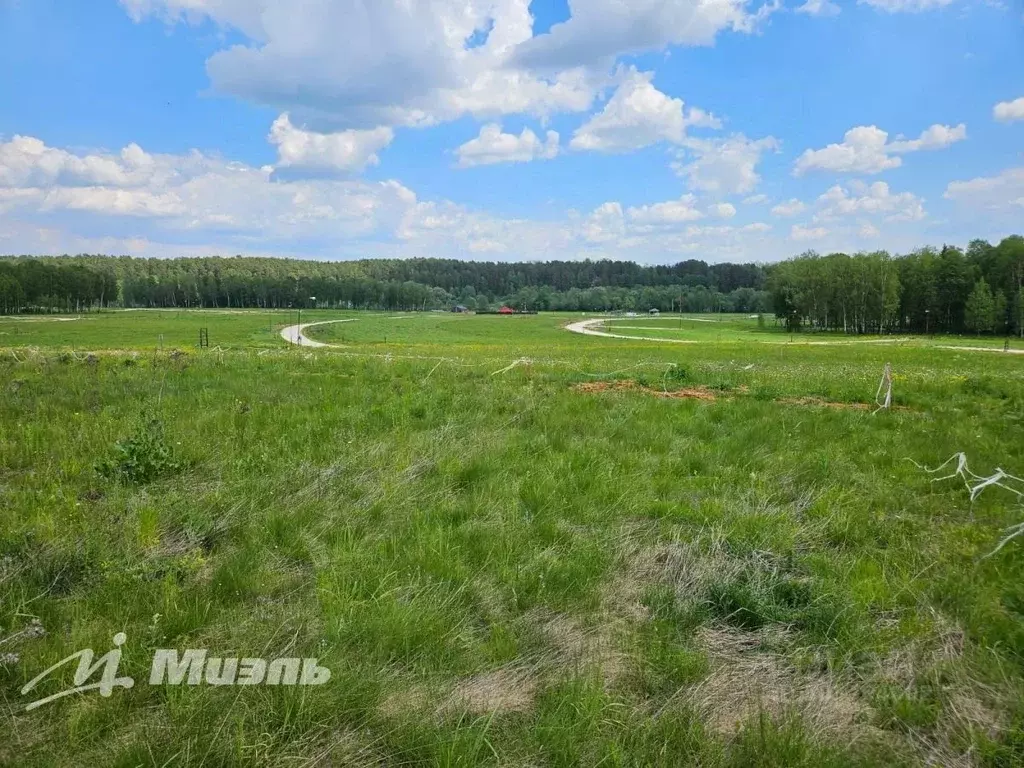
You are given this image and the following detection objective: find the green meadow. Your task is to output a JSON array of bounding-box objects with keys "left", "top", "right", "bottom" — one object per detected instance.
[{"left": 1, "top": 310, "right": 1023, "bottom": 766}]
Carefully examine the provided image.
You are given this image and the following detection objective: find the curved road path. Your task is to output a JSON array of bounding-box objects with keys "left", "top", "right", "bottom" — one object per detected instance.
[
  {"left": 277, "top": 315, "right": 1022, "bottom": 356},
  {"left": 280, "top": 319, "right": 355, "bottom": 347},
  {"left": 565, "top": 317, "right": 1024, "bottom": 353}
]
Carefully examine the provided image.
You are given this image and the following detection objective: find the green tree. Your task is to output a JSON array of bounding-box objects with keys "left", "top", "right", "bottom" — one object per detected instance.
[{"left": 964, "top": 279, "right": 996, "bottom": 334}]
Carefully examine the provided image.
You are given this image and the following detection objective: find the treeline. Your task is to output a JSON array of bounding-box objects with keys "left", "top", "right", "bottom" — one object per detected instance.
[
  {"left": 0, "top": 259, "right": 118, "bottom": 314},
  {"left": 503, "top": 284, "right": 768, "bottom": 313},
  {"left": 769, "top": 237, "right": 1024, "bottom": 335},
  {"left": 0, "top": 254, "right": 767, "bottom": 314},
  {"left": 1, "top": 237, "right": 1021, "bottom": 335}
]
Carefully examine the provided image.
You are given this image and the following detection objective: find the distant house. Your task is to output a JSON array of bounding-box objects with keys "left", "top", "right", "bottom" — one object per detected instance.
[
  {"left": 649, "top": 308, "right": 660, "bottom": 316},
  {"left": 498, "top": 306, "right": 515, "bottom": 314},
  {"left": 452, "top": 305, "right": 468, "bottom": 313}
]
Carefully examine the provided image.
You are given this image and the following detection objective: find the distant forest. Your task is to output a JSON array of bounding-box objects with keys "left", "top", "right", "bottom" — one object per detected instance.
[{"left": 1, "top": 235, "right": 1021, "bottom": 335}]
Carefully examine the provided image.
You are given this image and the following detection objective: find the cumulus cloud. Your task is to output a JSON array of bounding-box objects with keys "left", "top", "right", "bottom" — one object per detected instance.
[
  {"left": 685, "top": 107, "right": 723, "bottom": 130},
  {"left": 814, "top": 181, "right": 925, "bottom": 221},
  {"left": 0, "top": 133, "right": 419, "bottom": 240},
  {"left": 886, "top": 123, "right": 966, "bottom": 152},
  {"left": 581, "top": 201, "right": 626, "bottom": 243},
  {"left": 575, "top": 198, "right": 776, "bottom": 259},
  {"left": 793, "top": 123, "right": 965, "bottom": 175},
  {"left": 627, "top": 194, "right": 704, "bottom": 225},
  {"left": 455, "top": 124, "right": 559, "bottom": 167},
  {"left": 0, "top": 135, "right": 165, "bottom": 188},
  {"left": 771, "top": 198, "right": 806, "bottom": 217},
  {"left": 568, "top": 69, "right": 720, "bottom": 154},
  {"left": 512, "top": 0, "right": 779, "bottom": 70},
  {"left": 743, "top": 193, "right": 769, "bottom": 204},
  {"left": 944, "top": 167, "right": 1024, "bottom": 211},
  {"left": 671, "top": 134, "right": 780, "bottom": 195},
  {"left": 268, "top": 114, "right": 394, "bottom": 174},
  {"left": 791, "top": 224, "right": 828, "bottom": 241},
  {"left": 120, "top": 0, "right": 772, "bottom": 136},
  {"left": 708, "top": 202, "right": 737, "bottom": 219},
  {"left": 397, "top": 197, "right": 576, "bottom": 255},
  {"left": 122, "top": 0, "right": 606, "bottom": 131},
  {"left": 1, "top": 132, "right": 792, "bottom": 261},
  {"left": 993, "top": 97, "right": 1024, "bottom": 123},
  {"left": 570, "top": 70, "right": 688, "bottom": 152}
]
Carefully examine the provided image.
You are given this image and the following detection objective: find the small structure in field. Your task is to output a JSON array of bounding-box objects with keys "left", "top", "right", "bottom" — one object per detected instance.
[
  {"left": 649, "top": 308, "right": 660, "bottom": 316},
  {"left": 498, "top": 306, "right": 515, "bottom": 314},
  {"left": 452, "top": 305, "right": 468, "bottom": 313}
]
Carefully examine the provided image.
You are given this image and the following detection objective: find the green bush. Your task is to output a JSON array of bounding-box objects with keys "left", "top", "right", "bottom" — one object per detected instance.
[{"left": 96, "top": 419, "right": 180, "bottom": 484}]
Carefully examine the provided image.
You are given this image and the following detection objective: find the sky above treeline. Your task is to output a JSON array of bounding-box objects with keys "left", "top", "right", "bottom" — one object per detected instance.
[{"left": 0, "top": 0, "right": 1021, "bottom": 264}]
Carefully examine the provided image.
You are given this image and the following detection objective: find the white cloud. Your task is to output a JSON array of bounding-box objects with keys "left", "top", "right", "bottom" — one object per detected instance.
[
  {"left": 511, "top": 0, "right": 779, "bottom": 70},
  {"left": 795, "top": 126, "right": 897, "bottom": 175},
  {"left": 627, "top": 194, "right": 704, "bottom": 225},
  {"left": 0, "top": 132, "right": 945, "bottom": 264},
  {"left": 685, "top": 107, "right": 723, "bottom": 130},
  {"left": 791, "top": 224, "right": 828, "bottom": 241},
  {"left": 0, "top": 135, "right": 164, "bottom": 188},
  {"left": 794, "top": 123, "right": 966, "bottom": 175},
  {"left": 814, "top": 181, "right": 925, "bottom": 221},
  {"left": 41, "top": 187, "right": 188, "bottom": 217},
  {"left": 581, "top": 201, "right": 626, "bottom": 243},
  {"left": 397, "top": 197, "right": 576, "bottom": 255},
  {"left": 708, "top": 202, "right": 737, "bottom": 219},
  {"left": 944, "top": 167, "right": 1024, "bottom": 211},
  {"left": 993, "top": 97, "right": 1024, "bottom": 123},
  {"left": 268, "top": 114, "right": 394, "bottom": 174},
  {"left": 569, "top": 69, "right": 722, "bottom": 153},
  {"left": 671, "top": 134, "right": 780, "bottom": 195},
  {"left": 743, "top": 193, "right": 769, "bottom": 204},
  {"left": 455, "top": 124, "right": 559, "bottom": 167},
  {"left": 859, "top": 222, "right": 880, "bottom": 238},
  {"left": 5, "top": 132, "right": 786, "bottom": 262},
  {"left": 121, "top": 0, "right": 606, "bottom": 131},
  {"left": 771, "top": 198, "right": 806, "bottom": 217},
  {"left": 886, "top": 123, "right": 966, "bottom": 152},
  {"left": 857, "top": 0, "right": 954, "bottom": 11},
  {"left": 570, "top": 200, "right": 779, "bottom": 261},
  {"left": 120, "top": 0, "right": 776, "bottom": 136},
  {"left": 0, "top": 134, "right": 419, "bottom": 240},
  {"left": 570, "top": 70, "right": 685, "bottom": 152},
  {"left": 796, "top": 0, "right": 841, "bottom": 16}
]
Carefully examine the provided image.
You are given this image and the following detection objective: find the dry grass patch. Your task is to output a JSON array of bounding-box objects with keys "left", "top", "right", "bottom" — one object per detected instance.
[
  {"left": 438, "top": 665, "right": 538, "bottom": 716},
  {"left": 573, "top": 380, "right": 718, "bottom": 401},
  {"left": 868, "top": 612, "right": 1011, "bottom": 766},
  {"left": 690, "top": 626, "right": 873, "bottom": 739}
]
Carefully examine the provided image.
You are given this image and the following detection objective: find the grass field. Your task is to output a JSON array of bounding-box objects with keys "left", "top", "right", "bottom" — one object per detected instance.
[{"left": 2, "top": 310, "right": 1024, "bottom": 766}]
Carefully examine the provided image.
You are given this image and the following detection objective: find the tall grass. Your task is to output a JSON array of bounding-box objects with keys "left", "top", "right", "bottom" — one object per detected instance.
[{"left": 1, "top": 312, "right": 1022, "bottom": 765}]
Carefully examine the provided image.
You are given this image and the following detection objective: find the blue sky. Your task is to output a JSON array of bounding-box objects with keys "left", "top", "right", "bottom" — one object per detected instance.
[{"left": 0, "top": 0, "right": 1021, "bottom": 263}]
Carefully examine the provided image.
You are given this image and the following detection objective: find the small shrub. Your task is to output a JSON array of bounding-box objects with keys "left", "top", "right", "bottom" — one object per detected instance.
[
  {"left": 666, "top": 366, "right": 689, "bottom": 382},
  {"left": 96, "top": 419, "right": 180, "bottom": 484}
]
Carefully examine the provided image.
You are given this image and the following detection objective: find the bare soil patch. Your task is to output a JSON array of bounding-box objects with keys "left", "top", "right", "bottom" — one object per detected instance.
[
  {"left": 573, "top": 380, "right": 718, "bottom": 401},
  {"left": 573, "top": 380, "right": 911, "bottom": 411}
]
